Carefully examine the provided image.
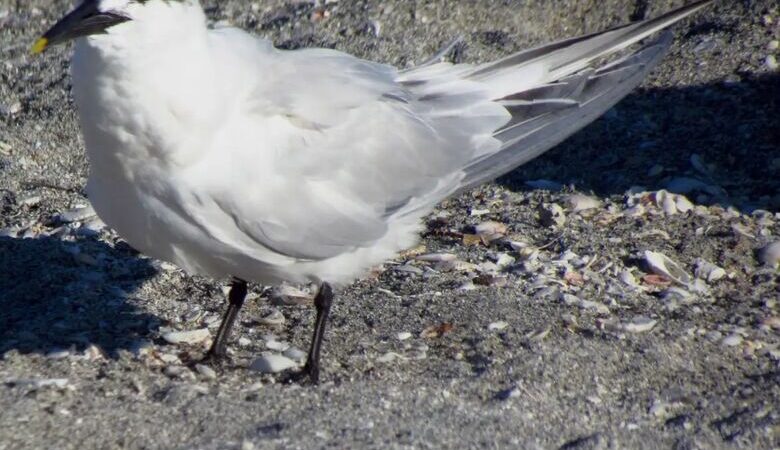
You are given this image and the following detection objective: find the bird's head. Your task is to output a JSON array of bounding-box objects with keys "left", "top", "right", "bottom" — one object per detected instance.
[{"left": 32, "top": 0, "right": 193, "bottom": 54}]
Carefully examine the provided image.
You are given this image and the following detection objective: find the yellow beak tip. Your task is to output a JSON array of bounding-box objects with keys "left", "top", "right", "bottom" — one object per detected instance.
[{"left": 31, "top": 38, "right": 49, "bottom": 55}]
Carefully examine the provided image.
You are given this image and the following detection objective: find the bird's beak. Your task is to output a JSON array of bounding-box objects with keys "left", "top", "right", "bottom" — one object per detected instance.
[{"left": 32, "top": 1, "right": 130, "bottom": 54}]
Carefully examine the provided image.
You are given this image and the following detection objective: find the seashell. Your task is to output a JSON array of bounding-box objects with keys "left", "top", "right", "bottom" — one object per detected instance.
[
  {"left": 416, "top": 252, "right": 457, "bottom": 262},
  {"left": 643, "top": 251, "right": 691, "bottom": 285},
  {"left": 474, "top": 221, "right": 508, "bottom": 241},
  {"left": 694, "top": 259, "right": 726, "bottom": 282},
  {"left": 566, "top": 194, "right": 602, "bottom": 212}
]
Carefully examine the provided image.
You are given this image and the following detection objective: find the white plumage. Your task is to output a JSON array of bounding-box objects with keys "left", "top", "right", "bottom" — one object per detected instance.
[{"left": 63, "top": 0, "right": 710, "bottom": 288}]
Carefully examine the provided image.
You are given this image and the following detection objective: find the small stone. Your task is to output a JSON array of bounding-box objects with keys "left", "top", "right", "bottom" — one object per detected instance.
[
  {"left": 722, "top": 334, "right": 743, "bottom": 347},
  {"left": 195, "top": 364, "right": 217, "bottom": 380},
  {"left": 157, "top": 353, "right": 181, "bottom": 364},
  {"left": 259, "top": 309, "right": 286, "bottom": 326},
  {"left": 58, "top": 205, "right": 96, "bottom": 223},
  {"left": 282, "top": 347, "right": 306, "bottom": 363},
  {"left": 238, "top": 337, "right": 252, "bottom": 347},
  {"left": 766, "top": 55, "right": 778, "bottom": 70},
  {"left": 164, "top": 365, "right": 187, "bottom": 378},
  {"left": 488, "top": 321, "right": 509, "bottom": 331},
  {"left": 694, "top": 259, "right": 726, "bottom": 283},
  {"left": 650, "top": 400, "right": 670, "bottom": 419},
  {"left": 396, "top": 331, "right": 412, "bottom": 341},
  {"left": 566, "top": 194, "right": 601, "bottom": 212},
  {"left": 18, "top": 195, "right": 42, "bottom": 207},
  {"left": 757, "top": 241, "right": 780, "bottom": 267},
  {"left": 249, "top": 354, "right": 297, "bottom": 373},
  {"left": 538, "top": 203, "right": 566, "bottom": 227},
  {"left": 265, "top": 339, "right": 289, "bottom": 351},
  {"left": 162, "top": 328, "right": 211, "bottom": 345},
  {"left": 623, "top": 317, "right": 657, "bottom": 333}
]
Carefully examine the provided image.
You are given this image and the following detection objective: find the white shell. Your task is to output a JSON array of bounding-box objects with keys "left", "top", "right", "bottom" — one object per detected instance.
[
  {"left": 162, "top": 328, "right": 211, "bottom": 345},
  {"left": 566, "top": 194, "right": 602, "bottom": 212},
  {"left": 644, "top": 251, "right": 691, "bottom": 285},
  {"left": 249, "top": 354, "right": 298, "bottom": 373}
]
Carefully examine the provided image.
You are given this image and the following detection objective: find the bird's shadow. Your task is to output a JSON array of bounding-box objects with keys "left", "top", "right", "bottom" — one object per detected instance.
[
  {"left": 0, "top": 234, "right": 158, "bottom": 358},
  {"left": 498, "top": 72, "right": 780, "bottom": 213}
]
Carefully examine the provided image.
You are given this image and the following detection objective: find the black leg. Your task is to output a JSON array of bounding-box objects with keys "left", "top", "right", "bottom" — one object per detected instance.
[
  {"left": 207, "top": 278, "right": 248, "bottom": 359},
  {"left": 300, "top": 282, "right": 333, "bottom": 384}
]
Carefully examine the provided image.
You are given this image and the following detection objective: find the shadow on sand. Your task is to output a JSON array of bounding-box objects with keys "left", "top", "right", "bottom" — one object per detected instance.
[
  {"left": 0, "top": 234, "right": 158, "bottom": 357},
  {"left": 498, "top": 73, "right": 779, "bottom": 212}
]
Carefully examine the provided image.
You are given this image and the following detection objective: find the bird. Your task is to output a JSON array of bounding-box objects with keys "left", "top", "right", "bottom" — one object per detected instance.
[{"left": 34, "top": 0, "right": 713, "bottom": 383}]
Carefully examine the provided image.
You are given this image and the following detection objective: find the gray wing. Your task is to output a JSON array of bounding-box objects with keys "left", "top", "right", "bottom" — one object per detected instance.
[{"left": 201, "top": 1, "right": 709, "bottom": 261}]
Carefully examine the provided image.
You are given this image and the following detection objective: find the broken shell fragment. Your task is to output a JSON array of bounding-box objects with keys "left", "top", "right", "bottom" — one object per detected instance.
[
  {"left": 694, "top": 259, "right": 726, "bottom": 283},
  {"left": 643, "top": 251, "right": 691, "bottom": 285}
]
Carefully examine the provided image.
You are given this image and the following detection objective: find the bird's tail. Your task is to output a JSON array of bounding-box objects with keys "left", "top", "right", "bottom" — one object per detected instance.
[{"left": 453, "top": 0, "right": 712, "bottom": 191}]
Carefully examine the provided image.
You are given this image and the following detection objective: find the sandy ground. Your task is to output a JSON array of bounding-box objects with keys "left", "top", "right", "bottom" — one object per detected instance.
[{"left": 1, "top": 0, "right": 779, "bottom": 448}]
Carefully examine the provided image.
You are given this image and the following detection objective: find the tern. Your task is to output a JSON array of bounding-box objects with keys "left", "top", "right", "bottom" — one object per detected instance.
[{"left": 34, "top": 0, "right": 713, "bottom": 383}]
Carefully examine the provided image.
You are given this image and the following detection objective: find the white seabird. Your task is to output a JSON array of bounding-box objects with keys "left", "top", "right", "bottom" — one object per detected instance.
[{"left": 34, "top": 0, "right": 713, "bottom": 382}]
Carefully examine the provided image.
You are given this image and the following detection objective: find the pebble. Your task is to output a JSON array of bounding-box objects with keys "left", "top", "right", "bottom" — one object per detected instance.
[
  {"left": 283, "top": 347, "right": 307, "bottom": 363},
  {"left": 722, "top": 334, "right": 743, "bottom": 347},
  {"left": 488, "top": 321, "right": 509, "bottom": 331},
  {"left": 644, "top": 251, "right": 691, "bottom": 285},
  {"left": 396, "top": 331, "right": 412, "bottom": 341},
  {"left": 566, "top": 194, "right": 601, "bottom": 212},
  {"left": 18, "top": 195, "right": 42, "bottom": 207},
  {"left": 238, "top": 337, "right": 252, "bottom": 347},
  {"left": 538, "top": 203, "right": 566, "bottom": 227},
  {"left": 259, "top": 310, "right": 285, "bottom": 326},
  {"left": 694, "top": 259, "right": 726, "bottom": 283},
  {"left": 58, "top": 205, "right": 96, "bottom": 223},
  {"left": 757, "top": 241, "right": 780, "bottom": 267},
  {"left": 623, "top": 317, "right": 657, "bottom": 333},
  {"left": 162, "top": 328, "right": 211, "bottom": 345},
  {"left": 195, "top": 364, "right": 217, "bottom": 380},
  {"left": 766, "top": 55, "right": 778, "bottom": 70},
  {"left": 265, "top": 339, "right": 289, "bottom": 351},
  {"left": 249, "top": 354, "right": 298, "bottom": 373}
]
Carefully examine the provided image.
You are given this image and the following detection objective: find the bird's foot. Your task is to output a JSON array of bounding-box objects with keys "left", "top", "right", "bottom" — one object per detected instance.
[{"left": 280, "top": 363, "right": 319, "bottom": 386}]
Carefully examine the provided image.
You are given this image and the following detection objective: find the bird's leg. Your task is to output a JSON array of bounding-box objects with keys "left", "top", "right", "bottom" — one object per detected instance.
[
  {"left": 298, "top": 282, "right": 333, "bottom": 384},
  {"left": 206, "top": 278, "right": 248, "bottom": 359}
]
